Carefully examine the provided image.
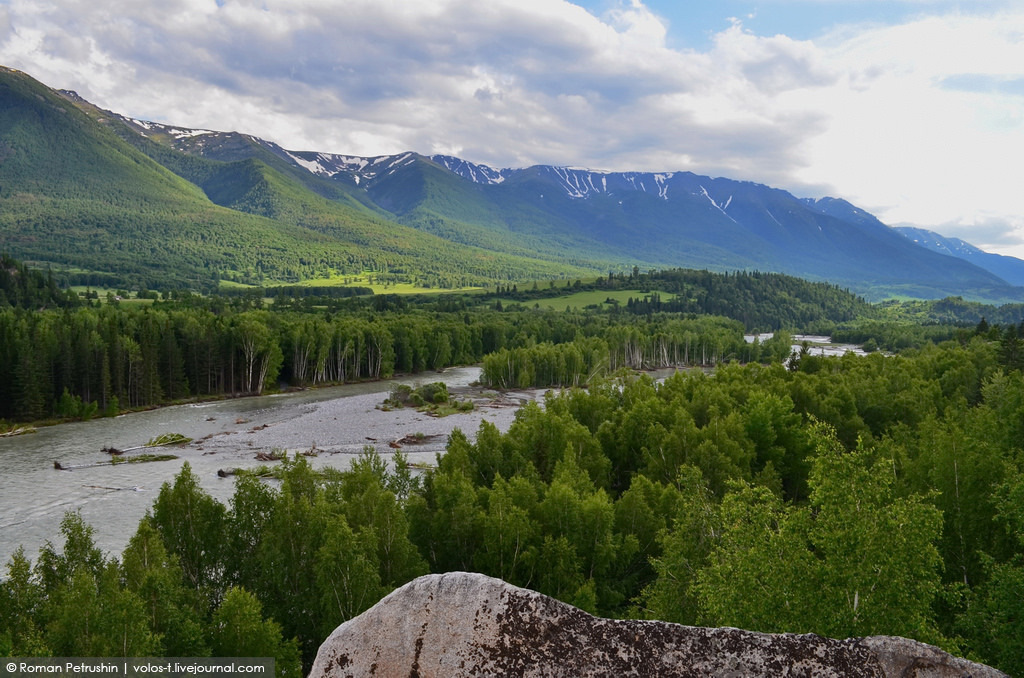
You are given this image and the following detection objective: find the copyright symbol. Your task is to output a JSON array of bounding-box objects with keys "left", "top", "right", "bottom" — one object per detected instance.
[{"left": 7, "top": 663, "right": 17, "bottom": 672}]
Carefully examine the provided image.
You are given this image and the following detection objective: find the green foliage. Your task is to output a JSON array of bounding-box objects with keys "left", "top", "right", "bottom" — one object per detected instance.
[
  {"left": 0, "top": 254, "right": 78, "bottom": 310},
  {"left": 642, "top": 466, "right": 716, "bottom": 624},
  {"left": 384, "top": 382, "right": 449, "bottom": 408},
  {"left": 0, "top": 548, "right": 49, "bottom": 656},
  {"left": 31, "top": 513, "right": 160, "bottom": 657},
  {"left": 490, "top": 268, "right": 870, "bottom": 331},
  {"left": 687, "top": 424, "right": 945, "bottom": 642},
  {"left": 0, "top": 277, "right": 823, "bottom": 425},
  {"left": 54, "top": 387, "right": 98, "bottom": 421},
  {"left": 418, "top": 382, "right": 449, "bottom": 404},
  {"left": 45, "top": 564, "right": 160, "bottom": 657},
  {"left": 314, "top": 517, "right": 385, "bottom": 632},
  {"left": 121, "top": 518, "right": 208, "bottom": 656},
  {"left": 877, "top": 296, "right": 1024, "bottom": 326},
  {"left": 151, "top": 463, "right": 227, "bottom": 598},
  {"left": 957, "top": 555, "right": 1024, "bottom": 675},
  {"left": 34, "top": 512, "right": 106, "bottom": 595},
  {"left": 146, "top": 432, "right": 193, "bottom": 447},
  {"left": 10, "top": 286, "right": 1024, "bottom": 673},
  {"left": 210, "top": 588, "right": 302, "bottom": 678}
]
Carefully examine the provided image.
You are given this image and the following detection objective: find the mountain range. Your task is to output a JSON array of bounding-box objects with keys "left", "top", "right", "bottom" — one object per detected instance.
[
  {"left": 1, "top": 65, "right": 1022, "bottom": 302},
  {"left": 894, "top": 226, "right": 1024, "bottom": 288}
]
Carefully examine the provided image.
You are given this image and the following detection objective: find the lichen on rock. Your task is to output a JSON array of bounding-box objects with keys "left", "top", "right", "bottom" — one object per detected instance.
[{"left": 310, "top": 572, "right": 1006, "bottom": 678}]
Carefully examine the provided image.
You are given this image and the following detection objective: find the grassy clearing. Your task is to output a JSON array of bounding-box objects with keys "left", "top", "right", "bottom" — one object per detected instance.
[
  {"left": 292, "top": 271, "right": 370, "bottom": 288},
  {"left": 69, "top": 287, "right": 157, "bottom": 306},
  {"left": 217, "top": 280, "right": 258, "bottom": 290},
  {"left": 299, "top": 272, "right": 482, "bottom": 295},
  {"left": 502, "top": 289, "right": 677, "bottom": 312},
  {"left": 215, "top": 271, "right": 483, "bottom": 295},
  {"left": 70, "top": 286, "right": 114, "bottom": 296},
  {"left": 363, "top": 281, "right": 483, "bottom": 295}
]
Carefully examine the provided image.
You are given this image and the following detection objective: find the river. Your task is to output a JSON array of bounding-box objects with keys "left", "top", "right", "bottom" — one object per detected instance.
[
  {"left": 0, "top": 366, "right": 540, "bottom": 567},
  {"left": 0, "top": 350, "right": 846, "bottom": 568},
  {"left": 744, "top": 333, "right": 868, "bottom": 358}
]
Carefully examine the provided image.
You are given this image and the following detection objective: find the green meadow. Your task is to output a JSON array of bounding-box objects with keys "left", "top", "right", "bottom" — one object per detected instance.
[{"left": 501, "top": 288, "right": 677, "bottom": 312}]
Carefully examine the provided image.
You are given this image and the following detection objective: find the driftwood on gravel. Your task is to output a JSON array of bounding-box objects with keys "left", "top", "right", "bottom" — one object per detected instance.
[
  {"left": 99, "top": 432, "right": 191, "bottom": 457},
  {"left": 254, "top": 450, "right": 285, "bottom": 462},
  {"left": 1, "top": 426, "right": 36, "bottom": 437},
  {"left": 82, "top": 484, "right": 144, "bottom": 492},
  {"left": 54, "top": 453, "right": 178, "bottom": 471},
  {"left": 218, "top": 467, "right": 265, "bottom": 478},
  {"left": 389, "top": 433, "right": 444, "bottom": 449},
  {"left": 217, "top": 466, "right": 278, "bottom": 478}
]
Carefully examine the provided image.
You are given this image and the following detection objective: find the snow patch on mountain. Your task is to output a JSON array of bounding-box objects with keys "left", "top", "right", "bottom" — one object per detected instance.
[
  {"left": 173, "top": 127, "right": 213, "bottom": 139},
  {"left": 284, "top": 151, "right": 336, "bottom": 177},
  {"left": 280, "top": 151, "right": 422, "bottom": 184},
  {"left": 896, "top": 226, "right": 984, "bottom": 257},
  {"left": 432, "top": 155, "right": 511, "bottom": 184},
  {"left": 653, "top": 173, "right": 674, "bottom": 199},
  {"left": 124, "top": 118, "right": 213, "bottom": 140},
  {"left": 551, "top": 167, "right": 593, "bottom": 198},
  {"left": 700, "top": 186, "right": 737, "bottom": 222}
]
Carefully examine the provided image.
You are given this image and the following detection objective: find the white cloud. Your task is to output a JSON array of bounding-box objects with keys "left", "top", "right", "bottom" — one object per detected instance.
[
  {"left": 1, "top": 0, "right": 1023, "bottom": 257},
  {"left": 605, "top": 0, "right": 669, "bottom": 45},
  {"left": 787, "top": 11, "right": 1024, "bottom": 255}
]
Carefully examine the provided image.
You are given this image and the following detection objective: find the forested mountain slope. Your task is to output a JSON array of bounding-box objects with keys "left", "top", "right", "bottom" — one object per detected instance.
[
  {"left": 133, "top": 120, "right": 1021, "bottom": 300},
  {"left": 0, "top": 68, "right": 597, "bottom": 290},
  {"left": 3, "top": 65, "right": 1023, "bottom": 300},
  {"left": 158, "top": 130, "right": 1017, "bottom": 300}
]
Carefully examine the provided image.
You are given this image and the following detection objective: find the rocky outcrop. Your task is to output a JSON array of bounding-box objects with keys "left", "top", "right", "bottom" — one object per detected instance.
[{"left": 310, "top": 572, "right": 1005, "bottom": 678}]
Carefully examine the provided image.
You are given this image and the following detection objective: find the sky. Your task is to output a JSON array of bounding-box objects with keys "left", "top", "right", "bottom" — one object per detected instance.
[{"left": 2, "top": 0, "right": 1023, "bottom": 257}]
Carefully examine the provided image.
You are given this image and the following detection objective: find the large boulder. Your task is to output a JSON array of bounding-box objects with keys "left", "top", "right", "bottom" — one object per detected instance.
[{"left": 310, "top": 572, "right": 1004, "bottom": 678}]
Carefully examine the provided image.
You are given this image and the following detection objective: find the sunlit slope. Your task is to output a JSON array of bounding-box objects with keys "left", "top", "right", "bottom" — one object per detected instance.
[{"left": 0, "top": 67, "right": 597, "bottom": 289}]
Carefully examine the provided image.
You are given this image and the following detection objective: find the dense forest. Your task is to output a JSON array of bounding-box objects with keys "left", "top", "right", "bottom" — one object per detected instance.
[
  {"left": 489, "top": 268, "right": 871, "bottom": 331},
  {"left": 3, "top": 338, "right": 1024, "bottom": 674},
  {"left": 3, "top": 257, "right": 1024, "bottom": 675},
  {"left": 0, "top": 266, "right": 858, "bottom": 425},
  {"left": 0, "top": 300, "right": 784, "bottom": 424},
  {"left": 6, "top": 60, "right": 1024, "bottom": 675},
  {"left": 0, "top": 255, "right": 78, "bottom": 310}
]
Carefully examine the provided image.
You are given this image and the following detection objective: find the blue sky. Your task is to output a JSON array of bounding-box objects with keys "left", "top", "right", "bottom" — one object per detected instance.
[
  {"left": 581, "top": 1, "right": 1007, "bottom": 47},
  {"left": 580, "top": 0, "right": 876, "bottom": 47},
  {"left": 1, "top": 0, "right": 1023, "bottom": 257}
]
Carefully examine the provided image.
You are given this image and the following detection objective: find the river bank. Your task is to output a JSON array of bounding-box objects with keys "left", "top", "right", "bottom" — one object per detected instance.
[
  {"left": 0, "top": 367, "right": 485, "bottom": 437},
  {"left": 0, "top": 366, "right": 544, "bottom": 566},
  {"left": 0, "top": 355, "right": 834, "bottom": 566}
]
